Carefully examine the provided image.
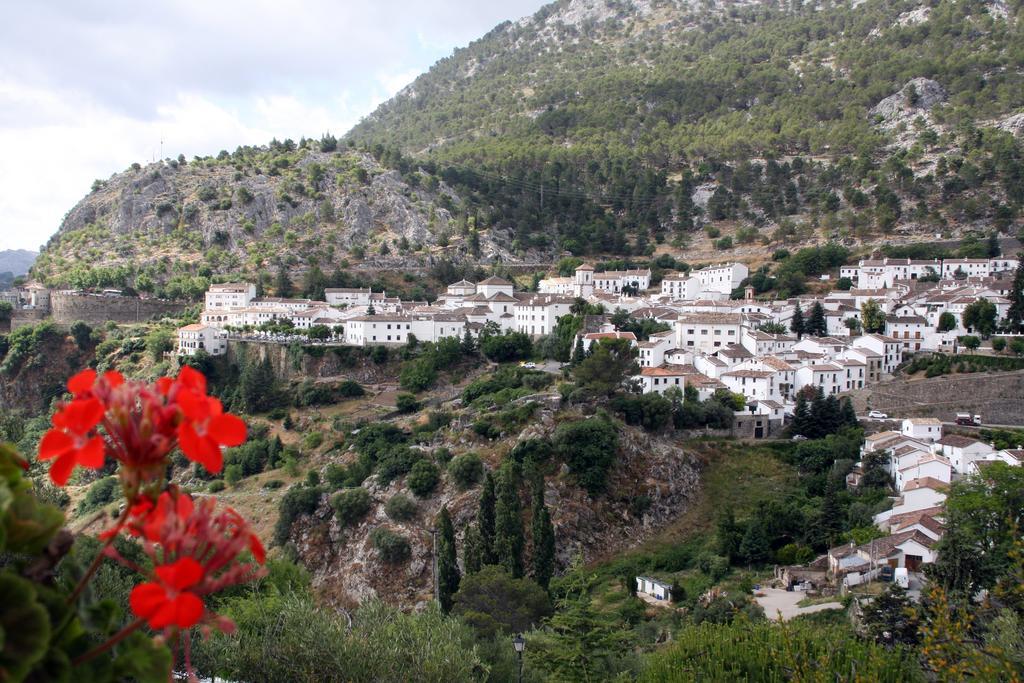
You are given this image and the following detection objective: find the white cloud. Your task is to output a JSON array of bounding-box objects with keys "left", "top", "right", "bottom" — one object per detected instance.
[{"left": 0, "top": 0, "right": 546, "bottom": 251}]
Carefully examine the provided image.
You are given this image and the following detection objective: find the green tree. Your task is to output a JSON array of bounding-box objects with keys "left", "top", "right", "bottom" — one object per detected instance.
[
  {"left": 962, "top": 298, "right": 997, "bottom": 337},
  {"left": 929, "top": 463, "right": 1024, "bottom": 592},
  {"left": 937, "top": 311, "right": 957, "bottom": 332},
  {"left": 333, "top": 488, "right": 372, "bottom": 526},
  {"left": 463, "top": 524, "right": 484, "bottom": 575},
  {"left": 716, "top": 508, "right": 744, "bottom": 563},
  {"left": 572, "top": 338, "right": 638, "bottom": 397},
  {"left": 807, "top": 302, "right": 827, "bottom": 337},
  {"left": 790, "top": 303, "right": 805, "bottom": 339},
  {"left": 451, "top": 565, "right": 551, "bottom": 639},
  {"left": 275, "top": 263, "right": 293, "bottom": 297},
  {"left": 552, "top": 415, "right": 619, "bottom": 496},
  {"left": 528, "top": 571, "right": 632, "bottom": 682},
  {"left": 860, "top": 585, "right": 920, "bottom": 646},
  {"left": 531, "top": 482, "right": 556, "bottom": 591},
  {"left": 1006, "top": 256, "right": 1024, "bottom": 334},
  {"left": 494, "top": 465, "right": 524, "bottom": 578},
  {"left": 961, "top": 335, "right": 981, "bottom": 351},
  {"left": 436, "top": 506, "right": 460, "bottom": 613},
  {"left": 738, "top": 518, "right": 771, "bottom": 565},
  {"left": 69, "top": 320, "right": 93, "bottom": 350},
  {"left": 861, "top": 299, "right": 886, "bottom": 334},
  {"left": 407, "top": 460, "right": 439, "bottom": 497},
  {"left": 477, "top": 472, "right": 497, "bottom": 565}
]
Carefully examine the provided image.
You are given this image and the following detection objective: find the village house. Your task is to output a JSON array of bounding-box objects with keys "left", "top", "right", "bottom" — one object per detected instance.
[
  {"left": 177, "top": 324, "right": 227, "bottom": 357},
  {"left": 694, "top": 263, "right": 749, "bottom": 295},
  {"left": 204, "top": 282, "right": 256, "bottom": 311},
  {"left": 902, "top": 418, "right": 943, "bottom": 443},
  {"left": 933, "top": 434, "right": 995, "bottom": 473},
  {"left": 635, "top": 576, "right": 673, "bottom": 602},
  {"left": 633, "top": 365, "right": 688, "bottom": 395}
]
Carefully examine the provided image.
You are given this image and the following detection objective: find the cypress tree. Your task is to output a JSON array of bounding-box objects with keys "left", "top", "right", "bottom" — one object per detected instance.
[
  {"left": 275, "top": 263, "right": 293, "bottom": 297},
  {"left": 818, "top": 483, "right": 845, "bottom": 548},
  {"left": 790, "top": 303, "right": 805, "bottom": 339},
  {"left": 738, "top": 518, "right": 770, "bottom": 566},
  {"left": 531, "top": 481, "right": 556, "bottom": 590},
  {"left": 436, "top": 506, "right": 460, "bottom": 613},
  {"left": 463, "top": 524, "right": 483, "bottom": 575},
  {"left": 792, "top": 393, "right": 811, "bottom": 438},
  {"left": 494, "top": 466, "right": 524, "bottom": 578},
  {"left": 571, "top": 337, "right": 586, "bottom": 365},
  {"left": 477, "top": 472, "right": 497, "bottom": 564},
  {"left": 1006, "top": 256, "right": 1024, "bottom": 333},
  {"left": 840, "top": 397, "right": 858, "bottom": 428},
  {"left": 461, "top": 329, "right": 476, "bottom": 355},
  {"left": 808, "top": 302, "right": 827, "bottom": 337}
]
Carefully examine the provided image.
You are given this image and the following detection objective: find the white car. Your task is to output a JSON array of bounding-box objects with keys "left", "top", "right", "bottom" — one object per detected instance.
[
  {"left": 868, "top": 410, "right": 888, "bottom": 420},
  {"left": 521, "top": 362, "right": 537, "bottom": 369}
]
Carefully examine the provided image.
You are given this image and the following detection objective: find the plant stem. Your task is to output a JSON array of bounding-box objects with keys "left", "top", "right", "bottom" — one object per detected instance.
[{"left": 71, "top": 618, "right": 145, "bottom": 666}]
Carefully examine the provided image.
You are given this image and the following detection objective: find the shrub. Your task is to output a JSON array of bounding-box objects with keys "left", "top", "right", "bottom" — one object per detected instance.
[
  {"left": 371, "top": 528, "right": 410, "bottom": 563},
  {"left": 396, "top": 393, "right": 420, "bottom": 413},
  {"left": 332, "top": 488, "right": 372, "bottom": 526},
  {"left": 552, "top": 415, "right": 619, "bottom": 496},
  {"left": 273, "top": 485, "right": 324, "bottom": 546},
  {"left": 208, "top": 479, "right": 226, "bottom": 493},
  {"left": 407, "top": 460, "right": 440, "bottom": 497},
  {"left": 992, "top": 337, "right": 1006, "bottom": 352},
  {"left": 303, "top": 432, "right": 324, "bottom": 450},
  {"left": 716, "top": 236, "right": 734, "bottom": 250},
  {"left": 225, "top": 464, "right": 244, "bottom": 487},
  {"left": 385, "top": 493, "right": 417, "bottom": 521},
  {"left": 433, "top": 447, "right": 453, "bottom": 464},
  {"left": 448, "top": 453, "right": 484, "bottom": 489},
  {"left": 77, "top": 476, "right": 118, "bottom": 514},
  {"left": 337, "top": 380, "right": 365, "bottom": 397},
  {"left": 263, "top": 480, "right": 285, "bottom": 490}
]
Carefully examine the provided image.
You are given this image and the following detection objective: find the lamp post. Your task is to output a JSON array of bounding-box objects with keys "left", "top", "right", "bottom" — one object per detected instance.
[{"left": 512, "top": 633, "right": 525, "bottom": 683}]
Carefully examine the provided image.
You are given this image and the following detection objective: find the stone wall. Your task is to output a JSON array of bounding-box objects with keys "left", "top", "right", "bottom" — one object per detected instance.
[
  {"left": 851, "top": 370, "right": 1024, "bottom": 426},
  {"left": 9, "top": 308, "right": 47, "bottom": 330},
  {"left": 50, "top": 292, "right": 188, "bottom": 325}
]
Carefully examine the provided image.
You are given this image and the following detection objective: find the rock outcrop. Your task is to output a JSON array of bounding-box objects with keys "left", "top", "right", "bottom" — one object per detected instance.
[{"left": 870, "top": 78, "right": 948, "bottom": 126}]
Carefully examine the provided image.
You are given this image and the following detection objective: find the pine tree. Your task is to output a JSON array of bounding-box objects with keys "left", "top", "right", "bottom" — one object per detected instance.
[
  {"left": 570, "top": 336, "right": 586, "bottom": 365},
  {"left": 477, "top": 472, "right": 497, "bottom": 565},
  {"left": 818, "top": 483, "right": 845, "bottom": 548},
  {"left": 738, "top": 518, "right": 770, "bottom": 566},
  {"left": 436, "top": 506, "right": 460, "bottom": 613},
  {"left": 494, "top": 466, "right": 524, "bottom": 578},
  {"left": 716, "top": 508, "right": 743, "bottom": 563},
  {"left": 1006, "top": 256, "right": 1024, "bottom": 333},
  {"left": 531, "top": 481, "right": 556, "bottom": 590},
  {"left": 790, "top": 303, "right": 805, "bottom": 339},
  {"left": 461, "top": 329, "right": 476, "bottom": 355},
  {"left": 463, "top": 524, "right": 483, "bottom": 575},
  {"left": 808, "top": 302, "right": 827, "bottom": 337},
  {"left": 275, "top": 263, "right": 293, "bottom": 297},
  {"left": 792, "top": 393, "right": 811, "bottom": 437},
  {"left": 840, "top": 397, "right": 858, "bottom": 427}
]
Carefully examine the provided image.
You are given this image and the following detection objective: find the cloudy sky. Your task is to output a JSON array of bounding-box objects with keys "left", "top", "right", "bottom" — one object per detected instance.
[{"left": 0, "top": 0, "right": 546, "bottom": 252}]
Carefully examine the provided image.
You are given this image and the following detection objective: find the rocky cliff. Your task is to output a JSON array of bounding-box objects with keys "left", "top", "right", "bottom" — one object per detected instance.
[
  {"left": 289, "top": 407, "right": 703, "bottom": 610},
  {"left": 33, "top": 147, "right": 526, "bottom": 291}
]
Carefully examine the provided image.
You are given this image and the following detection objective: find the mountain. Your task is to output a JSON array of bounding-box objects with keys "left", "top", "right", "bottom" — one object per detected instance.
[
  {"left": 32, "top": 146, "right": 526, "bottom": 296},
  {"left": 35, "top": 0, "right": 1024, "bottom": 290},
  {"left": 348, "top": 0, "right": 1024, "bottom": 254},
  {"left": 0, "top": 249, "right": 37, "bottom": 277}
]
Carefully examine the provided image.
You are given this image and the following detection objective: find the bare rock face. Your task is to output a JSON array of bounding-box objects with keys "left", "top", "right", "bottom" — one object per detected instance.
[
  {"left": 870, "top": 78, "right": 947, "bottom": 126},
  {"left": 289, "top": 411, "right": 704, "bottom": 611},
  {"left": 995, "top": 112, "right": 1024, "bottom": 137}
]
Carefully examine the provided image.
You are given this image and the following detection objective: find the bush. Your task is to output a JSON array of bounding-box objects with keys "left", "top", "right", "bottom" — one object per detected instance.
[
  {"left": 332, "top": 488, "right": 372, "bottom": 526},
  {"left": 273, "top": 485, "right": 324, "bottom": 546},
  {"left": 407, "top": 460, "right": 440, "bottom": 497},
  {"left": 992, "top": 337, "right": 1007, "bottom": 352},
  {"left": 371, "top": 528, "right": 411, "bottom": 563},
  {"left": 77, "top": 476, "right": 119, "bottom": 514},
  {"left": 552, "top": 415, "right": 619, "bottom": 496},
  {"left": 396, "top": 393, "right": 420, "bottom": 413},
  {"left": 225, "top": 464, "right": 244, "bottom": 487},
  {"left": 715, "top": 236, "right": 734, "bottom": 250},
  {"left": 303, "top": 432, "right": 324, "bottom": 450},
  {"left": 208, "top": 480, "right": 226, "bottom": 493},
  {"left": 263, "top": 479, "right": 285, "bottom": 490},
  {"left": 433, "top": 447, "right": 453, "bottom": 464},
  {"left": 448, "top": 453, "right": 484, "bottom": 489},
  {"left": 337, "top": 380, "right": 365, "bottom": 397},
  {"left": 385, "top": 493, "right": 417, "bottom": 521}
]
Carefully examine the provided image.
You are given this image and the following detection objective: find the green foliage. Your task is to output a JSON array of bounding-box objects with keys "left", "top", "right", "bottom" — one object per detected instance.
[
  {"left": 384, "top": 493, "right": 417, "bottom": 521},
  {"left": 407, "top": 460, "right": 440, "bottom": 497},
  {"left": 371, "top": 527, "right": 411, "bottom": 563},
  {"left": 77, "top": 476, "right": 119, "bottom": 514},
  {"left": 69, "top": 320, "right": 94, "bottom": 350},
  {"left": 572, "top": 338, "right": 639, "bottom": 398},
  {"left": 452, "top": 565, "right": 552, "bottom": 639},
  {"left": 333, "top": 487, "right": 372, "bottom": 526},
  {"left": 962, "top": 298, "right": 998, "bottom": 337},
  {"left": 479, "top": 331, "right": 532, "bottom": 363},
  {"left": 640, "top": 619, "right": 921, "bottom": 681},
  {"left": 273, "top": 485, "right": 324, "bottom": 546},
  {"left": 552, "top": 415, "right": 619, "bottom": 496},
  {"left": 937, "top": 311, "right": 957, "bottom": 332},
  {"left": 395, "top": 392, "right": 420, "bottom": 413},
  {"left": 447, "top": 452, "right": 484, "bottom": 489},
  {"left": 861, "top": 298, "right": 887, "bottom": 334},
  {"left": 611, "top": 393, "right": 672, "bottom": 431},
  {"left": 437, "top": 506, "right": 460, "bottom": 613},
  {"left": 494, "top": 465, "right": 524, "bottom": 578}
]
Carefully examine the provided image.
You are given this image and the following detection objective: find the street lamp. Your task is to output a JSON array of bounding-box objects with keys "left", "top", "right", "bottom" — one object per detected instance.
[{"left": 512, "top": 633, "right": 525, "bottom": 683}]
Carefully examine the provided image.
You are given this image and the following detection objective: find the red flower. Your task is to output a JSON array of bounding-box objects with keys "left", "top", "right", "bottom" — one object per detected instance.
[
  {"left": 130, "top": 557, "right": 205, "bottom": 629},
  {"left": 39, "top": 396, "right": 105, "bottom": 485},
  {"left": 176, "top": 392, "right": 245, "bottom": 474}
]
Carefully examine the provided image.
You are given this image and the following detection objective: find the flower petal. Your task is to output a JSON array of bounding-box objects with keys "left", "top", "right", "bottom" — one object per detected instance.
[
  {"left": 177, "top": 366, "right": 207, "bottom": 394},
  {"left": 209, "top": 414, "right": 246, "bottom": 447},
  {"left": 249, "top": 534, "right": 266, "bottom": 564},
  {"left": 176, "top": 390, "right": 209, "bottom": 422},
  {"left": 170, "top": 592, "right": 204, "bottom": 629},
  {"left": 102, "top": 370, "right": 125, "bottom": 388},
  {"left": 48, "top": 452, "right": 77, "bottom": 486},
  {"left": 53, "top": 398, "right": 104, "bottom": 434},
  {"left": 76, "top": 436, "right": 106, "bottom": 469},
  {"left": 155, "top": 557, "right": 204, "bottom": 591},
  {"left": 130, "top": 582, "right": 167, "bottom": 621},
  {"left": 38, "top": 430, "right": 73, "bottom": 461},
  {"left": 67, "top": 369, "right": 97, "bottom": 395}
]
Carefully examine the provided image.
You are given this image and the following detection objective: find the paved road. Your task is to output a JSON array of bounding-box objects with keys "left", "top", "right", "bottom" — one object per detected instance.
[{"left": 754, "top": 588, "right": 844, "bottom": 621}]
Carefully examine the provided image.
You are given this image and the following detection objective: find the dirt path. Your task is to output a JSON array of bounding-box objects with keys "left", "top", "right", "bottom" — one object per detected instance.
[{"left": 754, "top": 588, "right": 844, "bottom": 621}]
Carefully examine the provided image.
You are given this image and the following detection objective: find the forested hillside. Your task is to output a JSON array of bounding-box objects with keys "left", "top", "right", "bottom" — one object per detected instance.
[{"left": 349, "top": 0, "right": 1024, "bottom": 256}]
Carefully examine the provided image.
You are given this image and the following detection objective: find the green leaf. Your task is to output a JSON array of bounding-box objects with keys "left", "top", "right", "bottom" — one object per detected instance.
[
  {"left": 3, "top": 488, "right": 64, "bottom": 555},
  {"left": 111, "top": 632, "right": 172, "bottom": 683},
  {"left": 0, "top": 574, "right": 51, "bottom": 682}
]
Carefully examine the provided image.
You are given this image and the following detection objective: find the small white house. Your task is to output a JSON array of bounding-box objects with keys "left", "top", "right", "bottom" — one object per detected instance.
[
  {"left": 636, "top": 576, "right": 673, "bottom": 601},
  {"left": 934, "top": 434, "right": 995, "bottom": 473},
  {"left": 177, "top": 324, "right": 227, "bottom": 356},
  {"left": 901, "top": 418, "right": 942, "bottom": 443},
  {"left": 634, "top": 365, "right": 688, "bottom": 395}
]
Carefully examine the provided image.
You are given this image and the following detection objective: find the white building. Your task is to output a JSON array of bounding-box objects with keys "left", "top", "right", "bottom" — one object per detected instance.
[
  {"left": 901, "top": 418, "right": 942, "bottom": 443},
  {"left": 675, "top": 313, "right": 743, "bottom": 353},
  {"left": 205, "top": 282, "right": 256, "bottom": 311},
  {"left": 177, "top": 324, "right": 227, "bottom": 356},
  {"left": 660, "top": 273, "right": 701, "bottom": 299},
  {"left": 514, "top": 295, "right": 575, "bottom": 337},
  {"left": 634, "top": 365, "right": 688, "bottom": 395},
  {"left": 325, "top": 288, "right": 376, "bottom": 307},
  {"left": 694, "top": 263, "right": 749, "bottom": 295},
  {"left": 934, "top": 435, "right": 995, "bottom": 473}
]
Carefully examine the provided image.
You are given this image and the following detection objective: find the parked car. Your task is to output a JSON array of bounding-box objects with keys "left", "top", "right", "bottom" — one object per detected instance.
[
  {"left": 520, "top": 361, "right": 537, "bottom": 369},
  {"left": 868, "top": 410, "right": 888, "bottom": 420},
  {"left": 791, "top": 434, "right": 808, "bottom": 441}
]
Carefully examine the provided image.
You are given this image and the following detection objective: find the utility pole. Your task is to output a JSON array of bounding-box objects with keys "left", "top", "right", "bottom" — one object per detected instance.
[{"left": 430, "top": 528, "right": 439, "bottom": 604}]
